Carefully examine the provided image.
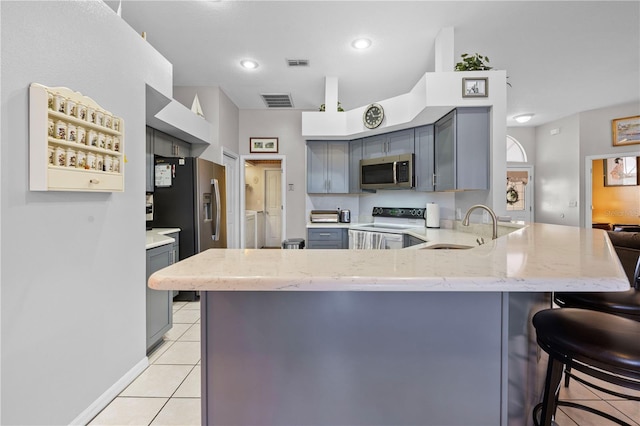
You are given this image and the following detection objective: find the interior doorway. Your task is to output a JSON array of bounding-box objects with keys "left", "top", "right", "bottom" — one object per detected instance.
[
  {"left": 264, "top": 168, "right": 283, "bottom": 247},
  {"left": 506, "top": 166, "right": 534, "bottom": 223},
  {"left": 241, "top": 155, "right": 286, "bottom": 249},
  {"left": 585, "top": 151, "right": 640, "bottom": 229}
]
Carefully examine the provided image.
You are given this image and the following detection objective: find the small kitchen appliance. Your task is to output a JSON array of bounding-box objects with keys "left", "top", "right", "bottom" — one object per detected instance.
[
  {"left": 340, "top": 209, "right": 351, "bottom": 223},
  {"left": 310, "top": 210, "right": 339, "bottom": 223},
  {"left": 360, "top": 154, "right": 414, "bottom": 190}
]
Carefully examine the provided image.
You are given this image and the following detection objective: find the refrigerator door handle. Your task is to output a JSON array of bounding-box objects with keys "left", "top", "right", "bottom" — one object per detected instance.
[{"left": 211, "top": 178, "right": 221, "bottom": 241}]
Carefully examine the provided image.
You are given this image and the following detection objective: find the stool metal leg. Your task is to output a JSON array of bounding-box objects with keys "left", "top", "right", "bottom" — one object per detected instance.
[
  {"left": 534, "top": 355, "right": 564, "bottom": 426},
  {"left": 564, "top": 364, "right": 571, "bottom": 387}
]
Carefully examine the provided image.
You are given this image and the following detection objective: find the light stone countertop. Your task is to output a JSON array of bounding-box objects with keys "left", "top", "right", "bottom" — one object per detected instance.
[
  {"left": 148, "top": 223, "right": 629, "bottom": 293},
  {"left": 145, "top": 228, "right": 181, "bottom": 250}
]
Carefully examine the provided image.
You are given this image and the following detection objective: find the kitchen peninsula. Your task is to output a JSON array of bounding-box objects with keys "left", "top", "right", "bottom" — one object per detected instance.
[{"left": 149, "top": 223, "right": 629, "bottom": 426}]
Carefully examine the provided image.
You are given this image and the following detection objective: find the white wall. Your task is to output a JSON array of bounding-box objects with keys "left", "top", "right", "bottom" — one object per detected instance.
[
  {"left": 507, "top": 127, "right": 536, "bottom": 164},
  {"left": 239, "top": 110, "right": 307, "bottom": 239},
  {"left": 532, "top": 101, "right": 640, "bottom": 227},
  {"left": 173, "top": 86, "right": 240, "bottom": 164},
  {"left": 1, "top": 2, "right": 172, "bottom": 424},
  {"left": 535, "top": 114, "right": 581, "bottom": 226},
  {"left": 578, "top": 102, "right": 640, "bottom": 226}
]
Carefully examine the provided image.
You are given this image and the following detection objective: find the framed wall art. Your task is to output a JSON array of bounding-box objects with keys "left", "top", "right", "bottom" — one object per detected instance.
[
  {"left": 462, "top": 77, "right": 488, "bottom": 98},
  {"left": 612, "top": 115, "right": 640, "bottom": 146},
  {"left": 603, "top": 156, "right": 639, "bottom": 187},
  {"left": 250, "top": 137, "right": 278, "bottom": 153}
]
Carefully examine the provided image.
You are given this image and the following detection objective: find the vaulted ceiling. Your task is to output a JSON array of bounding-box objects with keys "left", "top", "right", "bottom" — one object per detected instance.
[{"left": 107, "top": 1, "right": 639, "bottom": 127}]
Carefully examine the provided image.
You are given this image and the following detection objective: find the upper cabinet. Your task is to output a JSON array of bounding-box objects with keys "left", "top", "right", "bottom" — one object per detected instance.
[
  {"left": 362, "top": 129, "right": 414, "bottom": 159},
  {"left": 349, "top": 139, "right": 364, "bottom": 193},
  {"left": 414, "top": 125, "right": 434, "bottom": 192},
  {"left": 307, "top": 141, "right": 349, "bottom": 194},
  {"left": 152, "top": 128, "right": 192, "bottom": 158},
  {"left": 433, "top": 107, "right": 489, "bottom": 191},
  {"left": 306, "top": 107, "right": 490, "bottom": 195}
]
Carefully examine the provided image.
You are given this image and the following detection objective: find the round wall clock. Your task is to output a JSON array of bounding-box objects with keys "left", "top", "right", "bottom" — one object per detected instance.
[{"left": 363, "top": 103, "right": 384, "bottom": 129}]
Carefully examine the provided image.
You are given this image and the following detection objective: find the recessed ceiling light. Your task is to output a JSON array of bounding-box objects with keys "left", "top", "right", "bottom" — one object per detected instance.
[
  {"left": 514, "top": 114, "right": 534, "bottom": 123},
  {"left": 240, "top": 59, "right": 259, "bottom": 70},
  {"left": 352, "top": 38, "right": 372, "bottom": 49}
]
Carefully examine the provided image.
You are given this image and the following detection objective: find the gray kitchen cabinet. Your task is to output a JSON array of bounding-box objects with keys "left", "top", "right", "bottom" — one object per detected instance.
[
  {"left": 403, "top": 234, "right": 426, "bottom": 248},
  {"left": 307, "top": 141, "right": 349, "bottom": 194},
  {"left": 414, "top": 124, "right": 434, "bottom": 191},
  {"left": 349, "top": 139, "right": 363, "bottom": 193},
  {"left": 434, "top": 107, "right": 489, "bottom": 191},
  {"left": 307, "top": 228, "right": 348, "bottom": 249},
  {"left": 146, "top": 243, "right": 174, "bottom": 352},
  {"left": 146, "top": 126, "right": 154, "bottom": 192},
  {"left": 165, "top": 232, "right": 180, "bottom": 298},
  {"left": 152, "top": 128, "right": 192, "bottom": 158},
  {"left": 362, "top": 128, "right": 414, "bottom": 159}
]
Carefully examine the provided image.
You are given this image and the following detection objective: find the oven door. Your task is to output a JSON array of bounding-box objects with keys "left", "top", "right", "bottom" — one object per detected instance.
[{"left": 349, "top": 230, "right": 404, "bottom": 249}]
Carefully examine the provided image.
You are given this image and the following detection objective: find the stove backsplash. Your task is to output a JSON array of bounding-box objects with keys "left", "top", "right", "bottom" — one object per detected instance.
[{"left": 306, "top": 190, "right": 456, "bottom": 225}]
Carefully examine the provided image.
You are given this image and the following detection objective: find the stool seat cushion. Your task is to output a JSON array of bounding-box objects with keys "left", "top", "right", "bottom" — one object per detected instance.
[
  {"left": 554, "top": 289, "right": 640, "bottom": 321},
  {"left": 533, "top": 308, "right": 640, "bottom": 379}
]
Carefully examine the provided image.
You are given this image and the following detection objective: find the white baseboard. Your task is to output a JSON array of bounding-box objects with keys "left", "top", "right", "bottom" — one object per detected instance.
[{"left": 69, "top": 357, "right": 149, "bottom": 425}]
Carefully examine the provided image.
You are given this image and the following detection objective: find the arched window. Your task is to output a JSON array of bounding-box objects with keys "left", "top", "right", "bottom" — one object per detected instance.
[{"left": 506, "top": 135, "right": 527, "bottom": 162}]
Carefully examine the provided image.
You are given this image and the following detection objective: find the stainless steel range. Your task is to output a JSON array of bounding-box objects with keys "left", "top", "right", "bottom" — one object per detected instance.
[{"left": 350, "top": 207, "right": 425, "bottom": 249}]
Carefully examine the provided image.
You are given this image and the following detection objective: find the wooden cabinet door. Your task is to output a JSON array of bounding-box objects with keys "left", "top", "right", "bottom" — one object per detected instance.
[
  {"left": 326, "top": 142, "right": 349, "bottom": 193},
  {"left": 414, "top": 125, "right": 434, "bottom": 191},
  {"left": 386, "top": 129, "right": 415, "bottom": 156},
  {"left": 307, "top": 141, "right": 328, "bottom": 193},
  {"left": 349, "top": 139, "right": 363, "bottom": 193},
  {"left": 456, "top": 107, "right": 489, "bottom": 190},
  {"left": 146, "top": 127, "right": 154, "bottom": 192},
  {"left": 146, "top": 244, "right": 173, "bottom": 352},
  {"left": 362, "top": 134, "right": 387, "bottom": 159},
  {"left": 434, "top": 110, "right": 456, "bottom": 191}
]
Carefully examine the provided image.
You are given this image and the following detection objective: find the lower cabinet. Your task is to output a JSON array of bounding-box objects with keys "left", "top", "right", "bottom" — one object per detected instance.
[
  {"left": 166, "top": 232, "right": 179, "bottom": 298},
  {"left": 403, "top": 234, "right": 426, "bottom": 248},
  {"left": 146, "top": 243, "right": 173, "bottom": 353},
  {"left": 307, "top": 228, "right": 349, "bottom": 249}
]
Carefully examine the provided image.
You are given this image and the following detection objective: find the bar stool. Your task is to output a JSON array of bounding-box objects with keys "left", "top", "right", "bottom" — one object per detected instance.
[
  {"left": 532, "top": 308, "right": 640, "bottom": 426},
  {"left": 554, "top": 231, "right": 640, "bottom": 386}
]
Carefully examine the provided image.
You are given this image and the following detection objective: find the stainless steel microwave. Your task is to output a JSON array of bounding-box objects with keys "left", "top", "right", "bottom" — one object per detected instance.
[{"left": 360, "top": 153, "right": 414, "bottom": 190}]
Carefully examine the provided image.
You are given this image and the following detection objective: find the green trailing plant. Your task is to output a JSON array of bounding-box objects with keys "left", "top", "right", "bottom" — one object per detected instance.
[
  {"left": 319, "top": 102, "right": 344, "bottom": 112},
  {"left": 455, "top": 53, "right": 492, "bottom": 71}
]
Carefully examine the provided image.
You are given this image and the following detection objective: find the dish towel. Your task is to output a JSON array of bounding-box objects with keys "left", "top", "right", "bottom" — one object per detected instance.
[{"left": 348, "top": 230, "right": 387, "bottom": 249}]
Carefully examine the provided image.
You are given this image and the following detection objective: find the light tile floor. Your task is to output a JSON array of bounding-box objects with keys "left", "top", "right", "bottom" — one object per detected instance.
[
  {"left": 89, "top": 300, "right": 202, "bottom": 426},
  {"left": 89, "top": 299, "right": 640, "bottom": 425}
]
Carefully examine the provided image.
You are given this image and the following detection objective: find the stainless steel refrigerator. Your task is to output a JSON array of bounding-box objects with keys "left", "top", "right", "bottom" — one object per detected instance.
[{"left": 153, "top": 156, "right": 226, "bottom": 298}]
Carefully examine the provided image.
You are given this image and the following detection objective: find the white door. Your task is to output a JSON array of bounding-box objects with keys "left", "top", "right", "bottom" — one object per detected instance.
[
  {"left": 223, "top": 152, "right": 240, "bottom": 248},
  {"left": 506, "top": 166, "right": 534, "bottom": 223},
  {"left": 265, "top": 168, "right": 282, "bottom": 247}
]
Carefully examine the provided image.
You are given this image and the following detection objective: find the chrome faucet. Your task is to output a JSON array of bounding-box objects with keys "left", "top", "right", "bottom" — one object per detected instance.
[{"left": 462, "top": 204, "right": 498, "bottom": 240}]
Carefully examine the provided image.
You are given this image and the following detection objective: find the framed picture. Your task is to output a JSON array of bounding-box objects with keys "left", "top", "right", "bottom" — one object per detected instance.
[
  {"left": 250, "top": 137, "right": 278, "bottom": 153},
  {"left": 462, "top": 77, "right": 488, "bottom": 98},
  {"left": 612, "top": 115, "right": 640, "bottom": 146},
  {"left": 603, "top": 156, "right": 639, "bottom": 187}
]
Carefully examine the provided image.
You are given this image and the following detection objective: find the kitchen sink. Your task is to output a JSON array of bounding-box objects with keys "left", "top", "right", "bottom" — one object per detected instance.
[{"left": 421, "top": 244, "right": 474, "bottom": 250}]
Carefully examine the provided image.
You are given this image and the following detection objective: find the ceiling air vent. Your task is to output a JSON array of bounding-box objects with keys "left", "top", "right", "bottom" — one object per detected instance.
[
  {"left": 261, "top": 93, "right": 294, "bottom": 108},
  {"left": 287, "top": 59, "right": 309, "bottom": 67}
]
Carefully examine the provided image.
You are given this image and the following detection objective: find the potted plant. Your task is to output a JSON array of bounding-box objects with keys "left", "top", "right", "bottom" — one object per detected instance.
[
  {"left": 319, "top": 102, "right": 344, "bottom": 112},
  {"left": 455, "top": 53, "right": 492, "bottom": 71}
]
